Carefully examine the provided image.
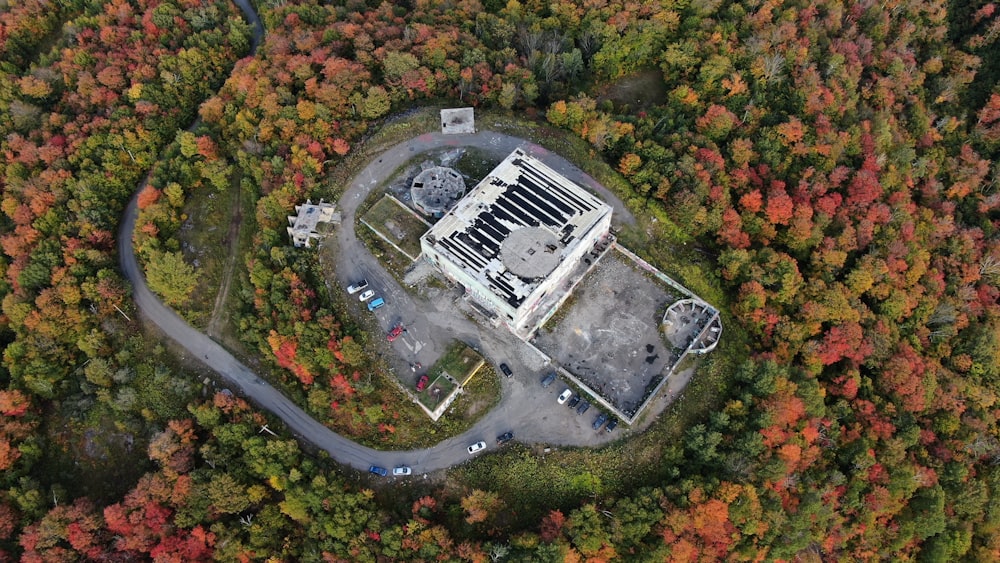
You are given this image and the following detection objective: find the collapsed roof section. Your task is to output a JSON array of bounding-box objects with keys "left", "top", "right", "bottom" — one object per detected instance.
[{"left": 421, "top": 148, "right": 611, "bottom": 312}]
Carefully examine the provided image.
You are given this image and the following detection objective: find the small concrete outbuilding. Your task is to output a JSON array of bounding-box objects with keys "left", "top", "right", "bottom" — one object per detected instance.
[
  {"left": 287, "top": 199, "right": 339, "bottom": 248},
  {"left": 440, "top": 108, "right": 475, "bottom": 134}
]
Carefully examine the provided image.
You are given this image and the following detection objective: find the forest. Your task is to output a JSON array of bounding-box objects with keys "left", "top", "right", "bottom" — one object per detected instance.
[{"left": 1, "top": 0, "right": 1000, "bottom": 560}]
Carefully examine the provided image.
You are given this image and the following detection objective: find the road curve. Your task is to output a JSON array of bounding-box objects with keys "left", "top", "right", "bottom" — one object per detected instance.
[{"left": 118, "top": 0, "right": 641, "bottom": 474}]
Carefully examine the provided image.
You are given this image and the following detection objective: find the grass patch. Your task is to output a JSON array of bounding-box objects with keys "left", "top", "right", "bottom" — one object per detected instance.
[
  {"left": 416, "top": 341, "right": 485, "bottom": 414},
  {"left": 595, "top": 69, "right": 669, "bottom": 113},
  {"left": 416, "top": 375, "right": 457, "bottom": 410},
  {"left": 430, "top": 341, "right": 485, "bottom": 384},
  {"left": 422, "top": 350, "right": 499, "bottom": 438},
  {"left": 176, "top": 168, "right": 238, "bottom": 328},
  {"left": 355, "top": 222, "right": 418, "bottom": 281},
  {"left": 360, "top": 195, "right": 429, "bottom": 260},
  {"left": 211, "top": 175, "right": 259, "bottom": 350},
  {"left": 453, "top": 146, "right": 502, "bottom": 182},
  {"left": 447, "top": 364, "right": 501, "bottom": 421}
]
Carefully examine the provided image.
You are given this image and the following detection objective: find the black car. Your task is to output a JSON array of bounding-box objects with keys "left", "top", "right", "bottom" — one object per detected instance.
[
  {"left": 499, "top": 363, "right": 513, "bottom": 378},
  {"left": 496, "top": 431, "right": 514, "bottom": 446},
  {"left": 576, "top": 400, "right": 590, "bottom": 415},
  {"left": 540, "top": 372, "right": 556, "bottom": 387},
  {"left": 592, "top": 413, "right": 608, "bottom": 430},
  {"left": 605, "top": 419, "right": 618, "bottom": 433},
  {"left": 567, "top": 395, "right": 581, "bottom": 408}
]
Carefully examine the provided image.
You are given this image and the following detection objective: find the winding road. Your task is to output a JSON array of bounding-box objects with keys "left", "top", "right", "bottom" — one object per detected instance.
[{"left": 118, "top": 0, "right": 644, "bottom": 475}]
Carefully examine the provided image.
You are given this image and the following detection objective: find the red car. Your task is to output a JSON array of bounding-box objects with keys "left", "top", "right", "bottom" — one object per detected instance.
[
  {"left": 415, "top": 374, "right": 429, "bottom": 392},
  {"left": 387, "top": 324, "right": 405, "bottom": 342}
]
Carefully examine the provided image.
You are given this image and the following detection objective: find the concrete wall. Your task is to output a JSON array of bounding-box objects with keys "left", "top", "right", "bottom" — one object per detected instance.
[{"left": 420, "top": 240, "right": 517, "bottom": 320}]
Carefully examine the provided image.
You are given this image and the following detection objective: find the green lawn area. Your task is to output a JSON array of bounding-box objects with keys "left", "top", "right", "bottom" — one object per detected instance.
[
  {"left": 430, "top": 340, "right": 485, "bottom": 385},
  {"left": 415, "top": 340, "right": 485, "bottom": 411},
  {"left": 416, "top": 374, "right": 457, "bottom": 409},
  {"left": 360, "top": 194, "right": 430, "bottom": 260},
  {"left": 174, "top": 164, "right": 238, "bottom": 328}
]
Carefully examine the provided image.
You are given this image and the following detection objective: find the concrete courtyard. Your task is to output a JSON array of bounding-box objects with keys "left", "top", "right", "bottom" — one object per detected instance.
[{"left": 531, "top": 248, "right": 682, "bottom": 418}]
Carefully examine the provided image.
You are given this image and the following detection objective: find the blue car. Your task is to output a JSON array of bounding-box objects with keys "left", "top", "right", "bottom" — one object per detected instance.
[
  {"left": 367, "top": 297, "right": 385, "bottom": 311},
  {"left": 368, "top": 465, "right": 388, "bottom": 476}
]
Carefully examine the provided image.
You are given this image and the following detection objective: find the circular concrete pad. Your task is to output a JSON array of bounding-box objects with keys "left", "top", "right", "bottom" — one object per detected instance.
[
  {"left": 411, "top": 166, "right": 465, "bottom": 216},
  {"left": 500, "top": 227, "right": 560, "bottom": 278}
]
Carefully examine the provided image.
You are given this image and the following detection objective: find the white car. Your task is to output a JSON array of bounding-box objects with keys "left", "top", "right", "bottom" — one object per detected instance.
[
  {"left": 557, "top": 388, "right": 572, "bottom": 404},
  {"left": 392, "top": 466, "right": 412, "bottom": 476},
  {"left": 467, "top": 441, "right": 487, "bottom": 454},
  {"left": 359, "top": 289, "right": 375, "bottom": 301},
  {"left": 347, "top": 279, "right": 368, "bottom": 294}
]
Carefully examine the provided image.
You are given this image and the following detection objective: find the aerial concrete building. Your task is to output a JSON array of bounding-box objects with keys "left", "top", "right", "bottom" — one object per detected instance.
[
  {"left": 287, "top": 199, "right": 338, "bottom": 248},
  {"left": 440, "top": 107, "right": 475, "bottom": 134},
  {"left": 410, "top": 166, "right": 465, "bottom": 217},
  {"left": 421, "top": 148, "right": 612, "bottom": 337}
]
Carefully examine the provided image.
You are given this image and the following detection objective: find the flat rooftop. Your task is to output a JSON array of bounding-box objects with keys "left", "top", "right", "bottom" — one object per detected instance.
[
  {"left": 288, "top": 200, "right": 336, "bottom": 233},
  {"left": 422, "top": 149, "right": 611, "bottom": 309}
]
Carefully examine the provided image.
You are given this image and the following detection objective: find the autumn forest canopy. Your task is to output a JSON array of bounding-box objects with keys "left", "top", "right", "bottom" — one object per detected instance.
[{"left": 1, "top": 0, "right": 1000, "bottom": 560}]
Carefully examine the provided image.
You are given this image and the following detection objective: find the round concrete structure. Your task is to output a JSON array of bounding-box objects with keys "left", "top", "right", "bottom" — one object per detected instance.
[
  {"left": 500, "top": 227, "right": 561, "bottom": 279},
  {"left": 411, "top": 166, "right": 465, "bottom": 217}
]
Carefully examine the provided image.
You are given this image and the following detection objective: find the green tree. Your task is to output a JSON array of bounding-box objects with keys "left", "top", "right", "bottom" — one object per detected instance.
[
  {"left": 145, "top": 251, "right": 199, "bottom": 307},
  {"left": 361, "top": 86, "right": 391, "bottom": 119},
  {"left": 207, "top": 473, "right": 251, "bottom": 514}
]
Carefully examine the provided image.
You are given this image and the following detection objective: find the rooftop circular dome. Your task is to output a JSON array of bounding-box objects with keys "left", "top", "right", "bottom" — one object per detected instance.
[
  {"left": 500, "top": 227, "right": 561, "bottom": 279},
  {"left": 411, "top": 166, "right": 465, "bottom": 217}
]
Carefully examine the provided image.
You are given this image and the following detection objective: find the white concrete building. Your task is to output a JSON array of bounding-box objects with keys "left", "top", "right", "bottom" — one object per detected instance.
[
  {"left": 440, "top": 108, "right": 475, "bottom": 134},
  {"left": 287, "top": 199, "right": 338, "bottom": 248},
  {"left": 421, "top": 149, "right": 612, "bottom": 337},
  {"left": 411, "top": 166, "right": 465, "bottom": 217}
]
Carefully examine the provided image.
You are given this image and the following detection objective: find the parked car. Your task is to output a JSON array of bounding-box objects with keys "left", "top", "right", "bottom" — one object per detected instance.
[
  {"left": 367, "top": 297, "right": 385, "bottom": 311},
  {"left": 358, "top": 289, "right": 375, "bottom": 301},
  {"left": 496, "top": 431, "right": 514, "bottom": 446},
  {"left": 467, "top": 441, "right": 487, "bottom": 454},
  {"left": 415, "top": 374, "right": 429, "bottom": 391},
  {"left": 567, "top": 395, "right": 581, "bottom": 408},
  {"left": 605, "top": 419, "right": 618, "bottom": 433},
  {"left": 499, "top": 363, "right": 513, "bottom": 378},
  {"left": 557, "top": 388, "right": 572, "bottom": 404},
  {"left": 387, "top": 324, "right": 405, "bottom": 341},
  {"left": 592, "top": 412, "right": 608, "bottom": 430},
  {"left": 392, "top": 466, "right": 412, "bottom": 476},
  {"left": 347, "top": 279, "right": 369, "bottom": 294},
  {"left": 368, "top": 465, "right": 388, "bottom": 477},
  {"left": 540, "top": 372, "right": 556, "bottom": 387},
  {"left": 576, "top": 400, "right": 590, "bottom": 415}
]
